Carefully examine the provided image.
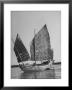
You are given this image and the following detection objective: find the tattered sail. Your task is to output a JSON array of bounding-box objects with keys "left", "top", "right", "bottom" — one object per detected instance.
[
  {"left": 14, "top": 34, "right": 30, "bottom": 63},
  {"left": 30, "top": 24, "right": 53, "bottom": 61}
]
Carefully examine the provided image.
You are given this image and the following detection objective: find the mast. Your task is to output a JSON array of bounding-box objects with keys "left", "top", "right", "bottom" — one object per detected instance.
[
  {"left": 34, "top": 29, "right": 36, "bottom": 62},
  {"left": 34, "top": 29, "right": 37, "bottom": 79}
]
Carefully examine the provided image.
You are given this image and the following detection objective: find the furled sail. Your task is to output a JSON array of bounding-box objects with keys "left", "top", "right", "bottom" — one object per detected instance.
[
  {"left": 14, "top": 34, "right": 30, "bottom": 63},
  {"left": 30, "top": 24, "right": 53, "bottom": 61}
]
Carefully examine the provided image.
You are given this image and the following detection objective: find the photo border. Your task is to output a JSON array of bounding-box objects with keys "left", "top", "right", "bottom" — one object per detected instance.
[
  {"left": 4, "top": 4, "right": 68, "bottom": 87},
  {"left": 0, "top": 0, "right": 70, "bottom": 89}
]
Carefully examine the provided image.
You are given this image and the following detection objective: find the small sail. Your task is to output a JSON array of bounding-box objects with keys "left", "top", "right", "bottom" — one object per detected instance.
[
  {"left": 14, "top": 34, "right": 30, "bottom": 63},
  {"left": 30, "top": 24, "right": 53, "bottom": 61}
]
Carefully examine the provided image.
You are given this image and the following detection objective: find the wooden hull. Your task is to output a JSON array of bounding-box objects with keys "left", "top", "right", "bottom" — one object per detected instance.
[{"left": 19, "top": 61, "right": 53, "bottom": 72}]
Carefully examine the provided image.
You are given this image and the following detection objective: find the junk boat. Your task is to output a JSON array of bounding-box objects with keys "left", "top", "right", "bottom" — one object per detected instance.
[{"left": 13, "top": 24, "right": 53, "bottom": 72}]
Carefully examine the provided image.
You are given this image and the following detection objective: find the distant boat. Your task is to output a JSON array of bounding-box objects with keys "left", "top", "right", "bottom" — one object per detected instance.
[{"left": 13, "top": 24, "right": 54, "bottom": 72}]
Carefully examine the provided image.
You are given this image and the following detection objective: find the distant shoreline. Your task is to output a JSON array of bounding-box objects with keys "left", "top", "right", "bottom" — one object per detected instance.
[
  {"left": 11, "top": 62, "right": 61, "bottom": 68},
  {"left": 53, "top": 62, "right": 61, "bottom": 65}
]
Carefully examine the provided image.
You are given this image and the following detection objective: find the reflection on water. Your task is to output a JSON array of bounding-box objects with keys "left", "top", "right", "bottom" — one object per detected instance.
[
  {"left": 11, "top": 65, "right": 61, "bottom": 79},
  {"left": 20, "top": 69, "right": 55, "bottom": 79}
]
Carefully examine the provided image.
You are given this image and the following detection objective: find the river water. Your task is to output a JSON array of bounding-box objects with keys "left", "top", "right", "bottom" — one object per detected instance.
[{"left": 11, "top": 64, "right": 61, "bottom": 79}]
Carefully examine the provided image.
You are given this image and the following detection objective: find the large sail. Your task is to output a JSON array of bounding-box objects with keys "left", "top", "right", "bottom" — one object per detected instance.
[
  {"left": 14, "top": 34, "right": 30, "bottom": 63},
  {"left": 30, "top": 24, "right": 53, "bottom": 61}
]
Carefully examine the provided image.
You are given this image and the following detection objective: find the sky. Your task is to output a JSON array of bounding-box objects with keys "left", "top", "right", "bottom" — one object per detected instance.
[{"left": 11, "top": 11, "right": 61, "bottom": 65}]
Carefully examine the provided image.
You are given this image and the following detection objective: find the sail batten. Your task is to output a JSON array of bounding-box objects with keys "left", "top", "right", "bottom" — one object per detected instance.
[
  {"left": 14, "top": 24, "right": 53, "bottom": 63},
  {"left": 14, "top": 34, "right": 30, "bottom": 63},
  {"left": 30, "top": 24, "right": 53, "bottom": 61}
]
